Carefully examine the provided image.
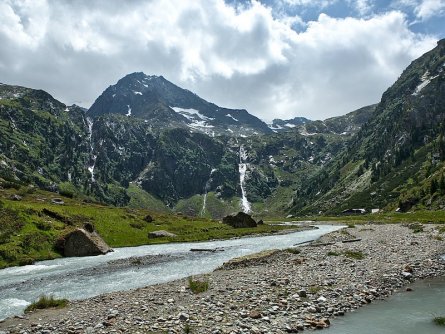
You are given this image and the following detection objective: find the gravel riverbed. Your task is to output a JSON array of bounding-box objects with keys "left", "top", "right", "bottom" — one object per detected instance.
[{"left": 1, "top": 223, "right": 444, "bottom": 334}]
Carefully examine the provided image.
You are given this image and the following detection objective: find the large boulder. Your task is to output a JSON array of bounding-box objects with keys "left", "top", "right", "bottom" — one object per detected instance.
[
  {"left": 148, "top": 230, "right": 177, "bottom": 238},
  {"left": 143, "top": 214, "right": 154, "bottom": 223},
  {"left": 62, "top": 228, "right": 112, "bottom": 257},
  {"left": 222, "top": 212, "right": 257, "bottom": 228}
]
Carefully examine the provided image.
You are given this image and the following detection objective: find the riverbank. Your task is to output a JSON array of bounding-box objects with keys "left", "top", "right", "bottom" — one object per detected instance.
[
  {"left": 1, "top": 223, "right": 444, "bottom": 333},
  {"left": 0, "top": 187, "right": 310, "bottom": 269}
]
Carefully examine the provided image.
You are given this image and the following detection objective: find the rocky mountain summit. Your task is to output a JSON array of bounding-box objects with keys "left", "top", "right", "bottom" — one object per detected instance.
[{"left": 89, "top": 72, "right": 271, "bottom": 136}]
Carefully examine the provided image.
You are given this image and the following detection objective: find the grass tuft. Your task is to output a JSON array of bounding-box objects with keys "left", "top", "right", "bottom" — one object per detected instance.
[
  {"left": 188, "top": 277, "right": 209, "bottom": 294},
  {"left": 25, "top": 295, "right": 68, "bottom": 313},
  {"left": 285, "top": 247, "right": 301, "bottom": 254},
  {"left": 184, "top": 323, "right": 192, "bottom": 333},
  {"left": 308, "top": 285, "right": 322, "bottom": 294},
  {"left": 433, "top": 316, "right": 445, "bottom": 326},
  {"left": 327, "top": 251, "right": 340, "bottom": 256},
  {"left": 437, "top": 226, "right": 445, "bottom": 234},
  {"left": 343, "top": 250, "right": 365, "bottom": 260},
  {"left": 407, "top": 223, "right": 424, "bottom": 233}
]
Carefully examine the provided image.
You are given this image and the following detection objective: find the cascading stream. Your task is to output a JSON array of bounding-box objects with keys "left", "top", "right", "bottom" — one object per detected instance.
[
  {"left": 86, "top": 117, "right": 97, "bottom": 182},
  {"left": 201, "top": 168, "right": 217, "bottom": 217},
  {"left": 239, "top": 145, "right": 251, "bottom": 213}
]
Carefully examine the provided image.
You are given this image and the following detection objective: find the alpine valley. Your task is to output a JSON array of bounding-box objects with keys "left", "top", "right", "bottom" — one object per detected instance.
[{"left": 1, "top": 39, "right": 444, "bottom": 222}]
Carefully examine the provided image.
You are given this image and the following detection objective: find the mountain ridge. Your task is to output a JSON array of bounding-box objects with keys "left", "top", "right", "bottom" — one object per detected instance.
[{"left": 89, "top": 72, "right": 272, "bottom": 136}]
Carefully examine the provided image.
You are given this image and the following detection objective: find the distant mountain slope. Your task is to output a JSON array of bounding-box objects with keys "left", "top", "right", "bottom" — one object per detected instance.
[
  {"left": 0, "top": 81, "right": 351, "bottom": 217},
  {"left": 268, "top": 117, "right": 310, "bottom": 132},
  {"left": 0, "top": 84, "right": 91, "bottom": 190},
  {"left": 89, "top": 73, "right": 271, "bottom": 136},
  {"left": 321, "top": 104, "right": 377, "bottom": 135},
  {"left": 293, "top": 39, "right": 445, "bottom": 214},
  {"left": 269, "top": 104, "right": 376, "bottom": 136}
]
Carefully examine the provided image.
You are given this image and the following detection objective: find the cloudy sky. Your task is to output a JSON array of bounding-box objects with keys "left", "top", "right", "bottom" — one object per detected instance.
[{"left": 0, "top": 0, "right": 444, "bottom": 121}]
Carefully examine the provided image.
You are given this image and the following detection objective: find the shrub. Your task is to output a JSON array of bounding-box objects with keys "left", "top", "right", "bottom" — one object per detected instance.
[
  {"left": 58, "top": 182, "right": 77, "bottom": 198},
  {"left": 0, "top": 181, "right": 21, "bottom": 190},
  {"left": 188, "top": 277, "right": 209, "bottom": 294},
  {"left": 25, "top": 295, "right": 68, "bottom": 312},
  {"left": 407, "top": 223, "right": 424, "bottom": 233},
  {"left": 0, "top": 247, "right": 21, "bottom": 262}
]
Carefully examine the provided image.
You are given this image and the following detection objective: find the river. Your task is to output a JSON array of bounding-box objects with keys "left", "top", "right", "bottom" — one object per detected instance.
[
  {"left": 325, "top": 277, "right": 445, "bottom": 334},
  {"left": 0, "top": 224, "right": 342, "bottom": 320}
]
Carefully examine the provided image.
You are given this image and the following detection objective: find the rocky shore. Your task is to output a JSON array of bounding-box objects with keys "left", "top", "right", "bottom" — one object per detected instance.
[{"left": 1, "top": 223, "right": 444, "bottom": 334}]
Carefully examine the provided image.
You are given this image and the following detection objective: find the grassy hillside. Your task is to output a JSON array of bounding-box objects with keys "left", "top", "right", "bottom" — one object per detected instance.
[{"left": 0, "top": 185, "right": 301, "bottom": 269}]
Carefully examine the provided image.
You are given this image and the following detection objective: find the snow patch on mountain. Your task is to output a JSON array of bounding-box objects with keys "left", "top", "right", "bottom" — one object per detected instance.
[
  {"left": 188, "top": 121, "right": 214, "bottom": 129},
  {"left": 226, "top": 114, "right": 238, "bottom": 122},
  {"left": 268, "top": 124, "right": 283, "bottom": 130},
  {"left": 171, "top": 107, "right": 214, "bottom": 121},
  {"left": 299, "top": 129, "right": 318, "bottom": 136},
  {"left": 412, "top": 71, "right": 439, "bottom": 96}
]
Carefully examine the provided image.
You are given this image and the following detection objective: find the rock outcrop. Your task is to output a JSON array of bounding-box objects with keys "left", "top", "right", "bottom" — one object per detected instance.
[
  {"left": 148, "top": 230, "right": 177, "bottom": 238},
  {"left": 143, "top": 215, "right": 154, "bottom": 223},
  {"left": 62, "top": 227, "right": 112, "bottom": 257},
  {"left": 222, "top": 212, "right": 257, "bottom": 228}
]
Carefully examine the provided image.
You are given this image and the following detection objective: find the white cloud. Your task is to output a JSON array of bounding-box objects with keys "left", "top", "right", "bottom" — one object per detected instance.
[
  {"left": 349, "top": 0, "right": 374, "bottom": 15},
  {"left": 0, "top": 0, "right": 438, "bottom": 122},
  {"left": 192, "top": 10, "right": 436, "bottom": 120},
  {"left": 414, "top": 0, "right": 445, "bottom": 19},
  {"left": 393, "top": 0, "right": 445, "bottom": 20},
  {"left": 280, "top": 0, "right": 337, "bottom": 7},
  {"left": 0, "top": 0, "right": 49, "bottom": 48}
]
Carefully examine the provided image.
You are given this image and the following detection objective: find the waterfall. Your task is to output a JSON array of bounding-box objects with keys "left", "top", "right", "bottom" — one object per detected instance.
[
  {"left": 239, "top": 145, "right": 251, "bottom": 213},
  {"left": 86, "top": 117, "right": 97, "bottom": 182},
  {"left": 200, "top": 168, "right": 217, "bottom": 217}
]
